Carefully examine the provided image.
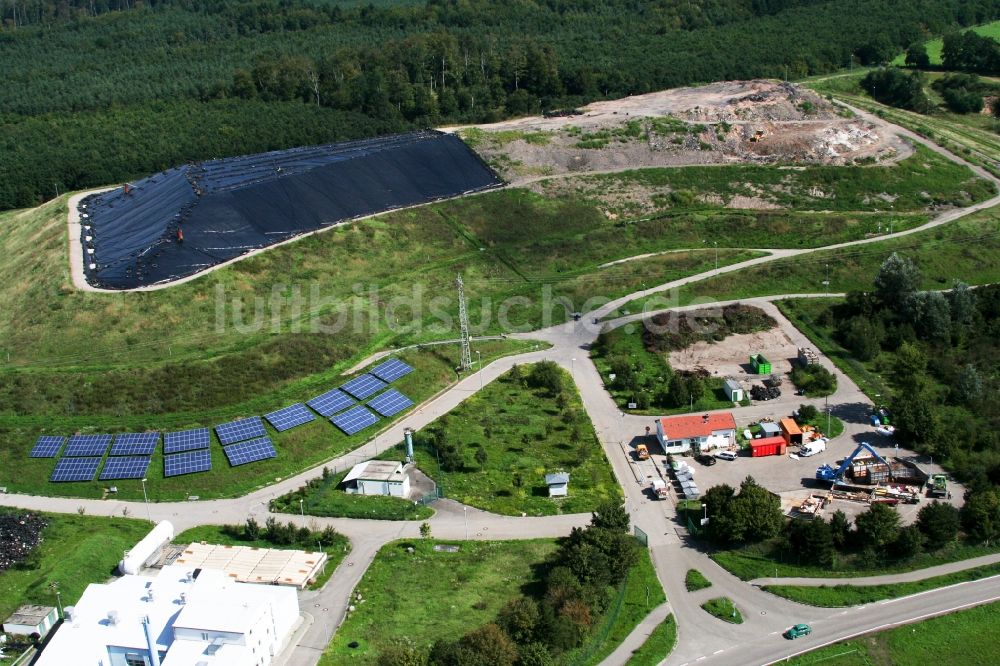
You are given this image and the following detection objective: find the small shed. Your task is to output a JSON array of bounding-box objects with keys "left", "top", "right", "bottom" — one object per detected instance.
[
  {"left": 2, "top": 605, "right": 58, "bottom": 637},
  {"left": 723, "top": 379, "right": 744, "bottom": 402},
  {"left": 750, "top": 354, "right": 771, "bottom": 375},
  {"left": 545, "top": 472, "right": 570, "bottom": 497},
  {"left": 780, "top": 418, "right": 803, "bottom": 446},
  {"left": 759, "top": 422, "right": 781, "bottom": 438},
  {"left": 750, "top": 436, "right": 787, "bottom": 457},
  {"left": 343, "top": 460, "right": 411, "bottom": 498}
]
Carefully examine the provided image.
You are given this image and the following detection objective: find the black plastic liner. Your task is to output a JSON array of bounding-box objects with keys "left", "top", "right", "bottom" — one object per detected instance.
[{"left": 78, "top": 130, "right": 502, "bottom": 289}]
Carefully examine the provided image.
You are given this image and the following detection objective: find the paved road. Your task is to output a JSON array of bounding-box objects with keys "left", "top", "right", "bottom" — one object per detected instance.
[
  {"left": 6, "top": 97, "right": 1000, "bottom": 666},
  {"left": 750, "top": 551, "right": 1000, "bottom": 587}
]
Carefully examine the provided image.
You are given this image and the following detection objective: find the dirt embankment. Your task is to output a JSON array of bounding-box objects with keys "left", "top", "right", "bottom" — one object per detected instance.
[{"left": 450, "top": 80, "right": 910, "bottom": 184}]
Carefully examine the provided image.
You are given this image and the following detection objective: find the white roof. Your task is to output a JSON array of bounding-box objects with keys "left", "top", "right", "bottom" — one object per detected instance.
[
  {"left": 344, "top": 460, "right": 405, "bottom": 484},
  {"left": 174, "top": 542, "right": 326, "bottom": 589}
]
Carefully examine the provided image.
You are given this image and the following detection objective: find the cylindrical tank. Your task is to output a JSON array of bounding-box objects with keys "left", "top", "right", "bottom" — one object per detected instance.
[
  {"left": 119, "top": 520, "right": 174, "bottom": 575},
  {"left": 404, "top": 428, "right": 414, "bottom": 460}
]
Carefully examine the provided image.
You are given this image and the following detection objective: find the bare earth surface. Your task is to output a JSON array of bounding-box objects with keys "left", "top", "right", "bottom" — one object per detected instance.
[
  {"left": 669, "top": 327, "right": 800, "bottom": 380},
  {"left": 445, "top": 80, "right": 912, "bottom": 184}
]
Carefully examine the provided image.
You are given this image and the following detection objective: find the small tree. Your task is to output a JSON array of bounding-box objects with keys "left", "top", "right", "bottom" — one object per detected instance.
[
  {"left": 962, "top": 489, "right": 1000, "bottom": 544},
  {"left": 917, "top": 501, "right": 960, "bottom": 550},
  {"left": 893, "top": 524, "right": 925, "bottom": 559},
  {"left": 854, "top": 503, "right": 901, "bottom": 556},
  {"left": 874, "top": 252, "right": 922, "bottom": 309},
  {"left": 590, "top": 500, "right": 629, "bottom": 533},
  {"left": 245, "top": 517, "right": 261, "bottom": 540},
  {"left": 798, "top": 404, "right": 819, "bottom": 421},
  {"left": 905, "top": 42, "right": 931, "bottom": 69},
  {"left": 475, "top": 447, "right": 488, "bottom": 469},
  {"left": 420, "top": 522, "right": 431, "bottom": 539},
  {"left": 829, "top": 510, "right": 851, "bottom": 550}
]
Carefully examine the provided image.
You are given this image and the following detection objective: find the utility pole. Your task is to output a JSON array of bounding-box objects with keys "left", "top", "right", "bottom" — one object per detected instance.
[{"left": 456, "top": 275, "right": 472, "bottom": 372}]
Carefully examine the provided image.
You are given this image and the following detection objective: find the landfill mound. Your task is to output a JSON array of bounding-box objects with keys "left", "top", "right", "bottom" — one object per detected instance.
[
  {"left": 454, "top": 80, "right": 908, "bottom": 183},
  {"left": 79, "top": 130, "right": 502, "bottom": 289}
]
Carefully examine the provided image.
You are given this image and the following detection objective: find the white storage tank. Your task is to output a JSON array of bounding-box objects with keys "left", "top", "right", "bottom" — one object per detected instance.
[{"left": 118, "top": 520, "right": 174, "bottom": 575}]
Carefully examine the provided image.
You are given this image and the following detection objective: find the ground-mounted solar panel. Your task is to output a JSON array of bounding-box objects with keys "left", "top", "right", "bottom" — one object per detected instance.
[
  {"left": 370, "top": 358, "right": 414, "bottom": 383},
  {"left": 215, "top": 416, "right": 267, "bottom": 445},
  {"left": 110, "top": 432, "right": 160, "bottom": 456},
  {"left": 330, "top": 405, "right": 380, "bottom": 436},
  {"left": 339, "top": 374, "right": 388, "bottom": 400},
  {"left": 306, "top": 388, "right": 355, "bottom": 418},
  {"left": 163, "top": 428, "right": 210, "bottom": 454},
  {"left": 223, "top": 437, "right": 277, "bottom": 467},
  {"left": 64, "top": 434, "right": 113, "bottom": 457},
  {"left": 99, "top": 456, "right": 152, "bottom": 480},
  {"left": 264, "top": 403, "right": 316, "bottom": 432},
  {"left": 50, "top": 457, "right": 102, "bottom": 482},
  {"left": 30, "top": 435, "right": 66, "bottom": 458},
  {"left": 367, "top": 389, "right": 414, "bottom": 418},
  {"left": 164, "top": 450, "right": 212, "bottom": 477}
]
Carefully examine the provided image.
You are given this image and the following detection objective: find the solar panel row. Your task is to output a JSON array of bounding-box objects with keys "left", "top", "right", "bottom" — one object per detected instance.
[
  {"left": 339, "top": 373, "right": 387, "bottom": 400},
  {"left": 264, "top": 403, "right": 315, "bottom": 432},
  {"left": 163, "top": 428, "right": 210, "bottom": 454},
  {"left": 370, "top": 358, "right": 414, "bottom": 383},
  {"left": 65, "top": 434, "right": 113, "bottom": 457},
  {"left": 330, "top": 405, "right": 380, "bottom": 436},
  {"left": 100, "top": 456, "right": 152, "bottom": 480},
  {"left": 164, "top": 450, "right": 212, "bottom": 477},
  {"left": 224, "top": 437, "right": 277, "bottom": 467},
  {"left": 306, "top": 388, "right": 355, "bottom": 417},
  {"left": 30, "top": 435, "right": 66, "bottom": 458},
  {"left": 367, "top": 388, "right": 414, "bottom": 418},
  {"left": 110, "top": 432, "right": 160, "bottom": 456},
  {"left": 215, "top": 416, "right": 266, "bottom": 445},
  {"left": 51, "top": 457, "right": 102, "bottom": 482}
]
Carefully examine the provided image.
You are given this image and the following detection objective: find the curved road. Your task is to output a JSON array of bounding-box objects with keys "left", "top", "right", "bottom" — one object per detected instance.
[{"left": 5, "top": 98, "right": 1000, "bottom": 666}]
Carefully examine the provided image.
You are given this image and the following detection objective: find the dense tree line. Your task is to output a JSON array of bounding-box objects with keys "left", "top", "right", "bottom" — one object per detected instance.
[
  {"left": 2, "top": 0, "right": 998, "bottom": 209},
  {"left": 377, "top": 502, "right": 639, "bottom": 665},
  {"left": 942, "top": 30, "right": 1000, "bottom": 74}
]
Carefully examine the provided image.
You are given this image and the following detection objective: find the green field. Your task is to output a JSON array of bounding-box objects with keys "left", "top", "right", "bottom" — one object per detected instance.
[
  {"left": 891, "top": 20, "right": 1000, "bottom": 65},
  {"left": 701, "top": 597, "right": 743, "bottom": 624},
  {"left": 763, "top": 561, "right": 1000, "bottom": 606},
  {"left": 783, "top": 600, "right": 1000, "bottom": 665},
  {"left": 395, "top": 364, "right": 622, "bottom": 516},
  {"left": 270, "top": 467, "right": 435, "bottom": 521},
  {"left": 320, "top": 539, "right": 558, "bottom": 664},
  {"left": 173, "top": 523, "right": 350, "bottom": 590},
  {"left": 0, "top": 510, "right": 151, "bottom": 620},
  {"left": 626, "top": 615, "right": 677, "bottom": 666},
  {"left": 1, "top": 339, "right": 534, "bottom": 501}
]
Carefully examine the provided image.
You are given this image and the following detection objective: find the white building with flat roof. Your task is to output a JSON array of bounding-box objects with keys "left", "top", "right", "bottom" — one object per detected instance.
[
  {"left": 36, "top": 564, "right": 298, "bottom": 666},
  {"left": 342, "top": 460, "right": 411, "bottom": 497}
]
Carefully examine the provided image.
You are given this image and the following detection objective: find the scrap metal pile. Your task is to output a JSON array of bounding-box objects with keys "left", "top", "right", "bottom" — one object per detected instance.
[
  {"left": 0, "top": 513, "right": 47, "bottom": 571},
  {"left": 750, "top": 384, "right": 782, "bottom": 401}
]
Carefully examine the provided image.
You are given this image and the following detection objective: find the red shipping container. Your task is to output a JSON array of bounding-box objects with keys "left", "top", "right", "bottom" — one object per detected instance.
[{"left": 750, "top": 436, "right": 787, "bottom": 457}]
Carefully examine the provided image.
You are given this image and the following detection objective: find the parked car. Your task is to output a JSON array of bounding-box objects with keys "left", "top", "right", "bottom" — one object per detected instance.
[
  {"left": 695, "top": 454, "right": 717, "bottom": 466},
  {"left": 785, "top": 624, "right": 812, "bottom": 639},
  {"left": 716, "top": 450, "right": 738, "bottom": 461}
]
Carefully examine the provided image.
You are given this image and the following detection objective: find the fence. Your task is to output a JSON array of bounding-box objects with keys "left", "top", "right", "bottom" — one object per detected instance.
[
  {"left": 633, "top": 525, "right": 649, "bottom": 547},
  {"left": 564, "top": 570, "right": 629, "bottom": 666}
]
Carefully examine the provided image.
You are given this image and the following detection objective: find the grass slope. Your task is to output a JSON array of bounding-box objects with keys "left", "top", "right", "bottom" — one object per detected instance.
[
  {"left": 891, "top": 20, "right": 1000, "bottom": 65},
  {"left": 783, "top": 599, "right": 1000, "bottom": 665},
  {"left": 626, "top": 615, "right": 677, "bottom": 666},
  {"left": 320, "top": 539, "right": 557, "bottom": 664},
  {"left": 701, "top": 597, "right": 743, "bottom": 624},
  {"left": 402, "top": 365, "right": 622, "bottom": 516},
  {"left": 270, "top": 467, "right": 434, "bottom": 521},
  {"left": 0, "top": 510, "right": 151, "bottom": 620},
  {"left": 763, "top": 561, "right": 1000, "bottom": 607}
]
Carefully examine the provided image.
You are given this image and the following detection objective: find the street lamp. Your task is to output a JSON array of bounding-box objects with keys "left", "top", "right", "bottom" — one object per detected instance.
[
  {"left": 299, "top": 498, "right": 304, "bottom": 518},
  {"left": 464, "top": 506, "right": 469, "bottom": 540},
  {"left": 140, "top": 478, "right": 151, "bottom": 523},
  {"left": 571, "top": 357, "right": 576, "bottom": 378},
  {"left": 476, "top": 351, "right": 482, "bottom": 390}
]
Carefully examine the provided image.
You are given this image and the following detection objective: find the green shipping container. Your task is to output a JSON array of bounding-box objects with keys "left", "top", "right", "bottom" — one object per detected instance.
[{"left": 750, "top": 354, "right": 771, "bottom": 374}]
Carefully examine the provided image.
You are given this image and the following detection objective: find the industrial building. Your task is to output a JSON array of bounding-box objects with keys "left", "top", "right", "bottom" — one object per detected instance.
[
  {"left": 35, "top": 564, "right": 299, "bottom": 666},
  {"left": 655, "top": 413, "right": 737, "bottom": 454},
  {"left": 173, "top": 542, "right": 327, "bottom": 590},
  {"left": 723, "top": 379, "right": 744, "bottom": 402},
  {"left": 2, "top": 605, "right": 58, "bottom": 637},
  {"left": 342, "top": 460, "right": 411, "bottom": 497}
]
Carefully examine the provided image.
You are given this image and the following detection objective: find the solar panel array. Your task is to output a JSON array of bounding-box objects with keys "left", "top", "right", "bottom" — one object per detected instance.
[
  {"left": 51, "top": 457, "right": 102, "bottom": 482},
  {"left": 164, "top": 450, "right": 212, "bottom": 477},
  {"left": 215, "top": 416, "right": 266, "bottom": 445},
  {"left": 163, "top": 428, "right": 210, "bottom": 454},
  {"left": 339, "top": 374, "right": 387, "bottom": 400},
  {"left": 331, "top": 405, "right": 380, "bottom": 436},
  {"left": 264, "top": 403, "right": 315, "bottom": 432},
  {"left": 100, "top": 456, "right": 152, "bottom": 480},
  {"left": 110, "top": 432, "right": 160, "bottom": 456},
  {"left": 65, "top": 434, "right": 113, "bottom": 457},
  {"left": 306, "top": 388, "right": 355, "bottom": 418},
  {"left": 223, "top": 437, "right": 277, "bottom": 467},
  {"left": 370, "top": 358, "right": 414, "bottom": 383},
  {"left": 30, "top": 435, "right": 66, "bottom": 458},
  {"left": 367, "top": 389, "right": 414, "bottom": 418}
]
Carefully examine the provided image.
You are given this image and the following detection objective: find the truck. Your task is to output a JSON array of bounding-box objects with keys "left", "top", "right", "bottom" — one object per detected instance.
[
  {"left": 799, "top": 439, "right": 826, "bottom": 457},
  {"left": 816, "top": 442, "right": 892, "bottom": 484},
  {"left": 635, "top": 443, "right": 650, "bottom": 461},
  {"left": 651, "top": 478, "right": 668, "bottom": 500},
  {"left": 928, "top": 474, "right": 948, "bottom": 498}
]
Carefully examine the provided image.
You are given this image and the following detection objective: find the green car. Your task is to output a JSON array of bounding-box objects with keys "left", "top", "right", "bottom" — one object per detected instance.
[{"left": 785, "top": 624, "right": 812, "bottom": 639}]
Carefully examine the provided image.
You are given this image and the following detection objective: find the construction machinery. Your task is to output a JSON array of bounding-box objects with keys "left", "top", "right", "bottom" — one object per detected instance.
[
  {"left": 816, "top": 442, "right": 892, "bottom": 484},
  {"left": 635, "top": 443, "right": 650, "bottom": 461},
  {"left": 928, "top": 473, "right": 948, "bottom": 499}
]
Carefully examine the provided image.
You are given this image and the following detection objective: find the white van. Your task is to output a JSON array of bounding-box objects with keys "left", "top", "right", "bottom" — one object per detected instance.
[
  {"left": 799, "top": 439, "right": 827, "bottom": 457},
  {"left": 716, "top": 450, "right": 738, "bottom": 461}
]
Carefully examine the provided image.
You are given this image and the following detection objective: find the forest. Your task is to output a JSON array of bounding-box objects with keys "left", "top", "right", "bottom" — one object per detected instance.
[{"left": 2, "top": 0, "right": 999, "bottom": 209}]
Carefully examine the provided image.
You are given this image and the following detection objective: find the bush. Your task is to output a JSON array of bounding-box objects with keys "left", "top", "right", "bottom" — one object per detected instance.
[
  {"left": 791, "top": 364, "right": 836, "bottom": 397},
  {"left": 798, "top": 404, "right": 819, "bottom": 421}
]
